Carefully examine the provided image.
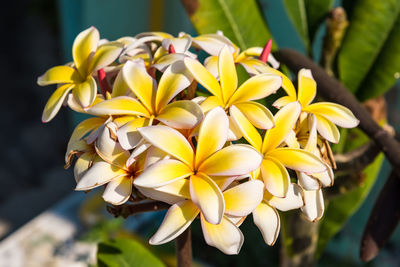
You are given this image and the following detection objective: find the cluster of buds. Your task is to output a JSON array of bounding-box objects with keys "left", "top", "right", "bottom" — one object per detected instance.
[{"left": 37, "top": 27, "right": 359, "bottom": 254}]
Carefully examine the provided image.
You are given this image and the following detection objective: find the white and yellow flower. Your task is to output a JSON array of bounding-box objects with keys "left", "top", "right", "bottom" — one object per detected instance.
[
  {"left": 37, "top": 27, "right": 123, "bottom": 122},
  {"left": 86, "top": 59, "right": 203, "bottom": 150},
  {"left": 185, "top": 46, "right": 282, "bottom": 140},
  {"left": 134, "top": 107, "right": 263, "bottom": 225}
]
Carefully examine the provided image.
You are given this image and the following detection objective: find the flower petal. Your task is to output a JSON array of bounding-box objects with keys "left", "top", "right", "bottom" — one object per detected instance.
[
  {"left": 138, "top": 125, "right": 194, "bottom": 167},
  {"left": 304, "top": 102, "right": 359, "bottom": 128},
  {"left": 272, "top": 96, "right": 294, "bottom": 109},
  {"left": 267, "top": 148, "right": 326, "bottom": 174},
  {"left": 297, "top": 69, "right": 316, "bottom": 107},
  {"left": 193, "top": 33, "right": 236, "bottom": 56},
  {"left": 95, "top": 124, "right": 130, "bottom": 169},
  {"left": 261, "top": 157, "right": 290, "bottom": 198},
  {"left": 201, "top": 214, "right": 244, "bottom": 255},
  {"left": 87, "top": 96, "right": 150, "bottom": 117},
  {"left": 218, "top": 46, "right": 238, "bottom": 102},
  {"left": 223, "top": 180, "right": 264, "bottom": 216},
  {"left": 200, "top": 96, "right": 223, "bottom": 113},
  {"left": 117, "top": 118, "right": 149, "bottom": 150},
  {"left": 253, "top": 201, "right": 280, "bottom": 245},
  {"left": 111, "top": 70, "right": 129, "bottom": 97},
  {"left": 72, "top": 27, "right": 99, "bottom": 77},
  {"left": 195, "top": 107, "right": 229, "bottom": 167},
  {"left": 228, "top": 74, "right": 282, "bottom": 105},
  {"left": 42, "top": 84, "right": 74, "bottom": 122},
  {"left": 265, "top": 183, "right": 304, "bottom": 211},
  {"left": 122, "top": 59, "right": 156, "bottom": 112},
  {"left": 155, "top": 61, "right": 192, "bottom": 112},
  {"left": 184, "top": 57, "right": 222, "bottom": 100},
  {"left": 72, "top": 76, "right": 97, "bottom": 107},
  {"left": 134, "top": 159, "right": 193, "bottom": 188},
  {"left": 314, "top": 114, "right": 340, "bottom": 143},
  {"left": 150, "top": 200, "right": 199, "bottom": 245},
  {"left": 235, "top": 101, "right": 274, "bottom": 130},
  {"left": 153, "top": 53, "right": 186, "bottom": 72},
  {"left": 262, "top": 101, "right": 301, "bottom": 153},
  {"left": 190, "top": 174, "right": 224, "bottom": 224},
  {"left": 74, "top": 151, "right": 95, "bottom": 183},
  {"left": 229, "top": 105, "right": 262, "bottom": 151},
  {"left": 138, "top": 178, "right": 190, "bottom": 204},
  {"left": 254, "top": 65, "right": 296, "bottom": 99},
  {"left": 297, "top": 172, "right": 320, "bottom": 191},
  {"left": 310, "top": 164, "right": 334, "bottom": 187},
  {"left": 198, "top": 144, "right": 262, "bottom": 176},
  {"left": 37, "top": 65, "right": 80, "bottom": 86},
  {"left": 301, "top": 189, "right": 324, "bottom": 222},
  {"left": 88, "top": 41, "right": 123, "bottom": 73},
  {"left": 102, "top": 176, "right": 132, "bottom": 205},
  {"left": 75, "top": 160, "right": 126, "bottom": 191},
  {"left": 204, "top": 55, "right": 219, "bottom": 79},
  {"left": 157, "top": 100, "right": 203, "bottom": 129}
]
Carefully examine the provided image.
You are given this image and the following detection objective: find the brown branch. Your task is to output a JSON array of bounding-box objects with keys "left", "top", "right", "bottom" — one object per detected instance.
[
  {"left": 176, "top": 227, "right": 192, "bottom": 267},
  {"left": 106, "top": 201, "right": 170, "bottom": 218},
  {"left": 274, "top": 49, "right": 400, "bottom": 175}
]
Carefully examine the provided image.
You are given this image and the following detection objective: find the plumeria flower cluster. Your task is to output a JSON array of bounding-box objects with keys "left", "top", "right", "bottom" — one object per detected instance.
[{"left": 38, "top": 27, "right": 359, "bottom": 254}]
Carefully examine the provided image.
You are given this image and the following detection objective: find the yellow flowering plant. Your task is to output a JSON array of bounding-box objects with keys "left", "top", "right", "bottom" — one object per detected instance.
[{"left": 38, "top": 27, "right": 359, "bottom": 257}]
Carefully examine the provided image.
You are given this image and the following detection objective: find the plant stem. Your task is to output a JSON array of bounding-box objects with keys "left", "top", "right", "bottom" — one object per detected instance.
[{"left": 176, "top": 227, "right": 192, "bottom": 267}]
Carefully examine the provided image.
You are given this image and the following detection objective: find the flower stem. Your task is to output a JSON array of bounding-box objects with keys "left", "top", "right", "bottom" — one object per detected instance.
[{"left": 176, "top": 227, "right": 192, "bottom": 267}]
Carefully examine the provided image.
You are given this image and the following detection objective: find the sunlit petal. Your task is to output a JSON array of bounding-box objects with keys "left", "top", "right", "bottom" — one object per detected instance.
[
  {"left": 198, "top": 144, "right": 262, "bottom": 176},
  {"left": 272, "top": 96, "right": 294, "bottom": 109},
  {"left": 87, "top": 96, "right": 150, "bottom": 117},
  {"left": 228, "top": 74, "right": 282, "bottom": 105},
  {"left": 201, "top": 215, "right": 244, "bottom": 255},
  {"left": 88, "top": 41, "right": 123, "bottom": 73},
  {"left": 139, "top": 179, "right": 190, "bottom": 204},
  {"left": 195, "top": 107, "right": 228, "bottom": 167},
  {"left": 200, "top": 96, "right": 223, "bottom": 113},
  {"left": 297, "top": 172, "right": 320, "bottom": 190},
  {"left": 190, "top": 174, "right": 224, "bottom": 224},
  {"left": 254, "top": 65, "right": 296, "bottom": 99},
  {"left": 122, "top": 59, "right": 156, "bottom": 112},
  {"left": 262, "top": 101, "right": 301, "bottom": 153},
  {"left": 267, "top": 148, "right": 326, "bottom": 174},
  {"left": 301, "top": 189, "right": 324, "bottom": 222},
  {"left": 304, "top": 102, "right": 359, "bottom": 128},
  {"left": 297, "top": 69, "right": 316, "bottom": 107},
  {"left": 218, "top": 46, "right": 238, "bottom": 102},
  {"left": 37, "top": 65, "right": 80, "bottom": 86},
  {"left": 74, "top": 151, "right": 95, "bottom": 183},
  {"left": 134, "top": 159, "right": 193, "bottom": 188},
  {"left": 265, "top": 183, "right": 304, "bottom": 211},
  {"left": 229, "top": 105, "right": 262, "bottom": 150},
  {"left": 150, "top": 200, "right": 199, "bottom": 245},
  {"left": 261, "top": 157, "right": 290, "bottom": 198},
  {"left": 314, "top": 114, "right": 340, "bottom": 143},
  {"left": 75, "top": 160, "right": 125, "bottom": 190},
  {"left": 72, "top": 27, "right": 99, "bottom": 77},
  {"left": 138, "top": 125, "right": 194, "bottom": 167},
  {"left": 223, "top": 180, "right": 264, "bottom": 216},
  {"left": 42, "top": 84, "right": 73, "bottom": 122},
  {"left": 253, "top": 201, "right": 280, "bottom": 245},
  {"left": 204, "top": 55, "right": 219, "bottom": 79},
  {"left": 193, "top": 33, "right": 236, "bottom": 56},
  {"left": 184, "top": 57, "right": 222, "bottom": 100},
  {"left": 155, "top": 61, "right": 192, "bottom": 112},
  {"left": 234, "top": 101, "right": 274, "bottom": 129},
  {"left": 102, "top": 176, "right": 132, "bottom": 205},
  {"left": 157, "top": 100, "right": 204, "bottom": 129},
  {"left": 72, "top": 76, "right": 97, "bottom": 107}
]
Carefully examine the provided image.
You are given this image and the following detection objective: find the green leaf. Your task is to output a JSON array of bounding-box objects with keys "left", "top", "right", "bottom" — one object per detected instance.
[
  {"left": 316, "top": 153, "right": 384, "bottom": 258},
  {"left": 356, "top": 15, "right": 400, "bottom": 101},
  {"left": 304, "top": 0, "right": 334, "bottom": 43},
  {"left": 97, "top": 238, "right": 166, "bottom": 267},
  {"left": 338, "top": 0, "right": 400, "bottom": 93},
  {"left": 282, "top": 0, "right": 309, "bottom": 50},
  {"left": 184, "top": 0, "right": 274, "bottom": 49}
]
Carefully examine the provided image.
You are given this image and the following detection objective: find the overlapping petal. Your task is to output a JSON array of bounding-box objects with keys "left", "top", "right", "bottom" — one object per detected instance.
[
  {"left": 138, "top": 125, "right": 194, "bottom": 166},
  {"left": 297, "top": 69, "right": 316, "bottom": 107},
  {"left": 198, "top": 144, "right": 262, "bottom": 176},
  {"left": 87, "top": 96, "right": 150, "bottom": 117},
  {"left": 234, "top": 101, "right": 274, "bottom": 129},
  {"left": 253, "top": 201, "right": 280, "bottom": 245},
  {"left": 37, "top": 65, "right": 81, "bottom": 86},
  {"left": 102, "top": 176, "right": 132, "bottom": 205},
  {"left": 304, "top": 102, "right": 359, "bottom": 128},
  {"left": 134, "top": 159, "right": 193, "bottom": 188},
  {"left": 72, "top": 27, "right": 99, "bottom": 77},
  {"left": 264, "top": 183, "right": 304, "bottom": 211},
  {"left": 42, "top": 84, "right": 73, "bottom": 122},
  {"left": 72, "top": 76, "right": 97, "bottom": 108},
  {"left": 218, "top": 46, "right": 238, "bottom": 102},
  {"left": 156, "top": 100, "right": 203, "bottom": 129},
  {"left": 150, "top": 200, "right": 199, "bottom": 245},
  {"left": 261, "top": 157, "right": 290, "bottom": 198}
]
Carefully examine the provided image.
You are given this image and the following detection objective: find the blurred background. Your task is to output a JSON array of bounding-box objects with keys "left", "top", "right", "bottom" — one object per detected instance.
[{"left": 0, "top": 0, "right": 399, "bottom": 266}]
